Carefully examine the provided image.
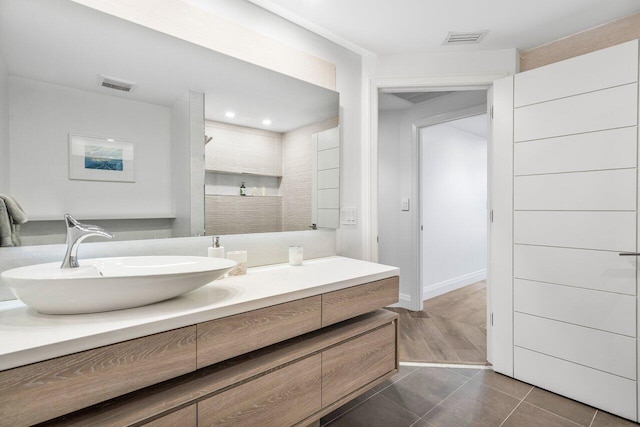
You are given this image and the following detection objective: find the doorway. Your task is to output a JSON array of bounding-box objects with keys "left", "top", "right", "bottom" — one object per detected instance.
[{"left": 377, "top": 89, "right": 490, "bottom": 365}]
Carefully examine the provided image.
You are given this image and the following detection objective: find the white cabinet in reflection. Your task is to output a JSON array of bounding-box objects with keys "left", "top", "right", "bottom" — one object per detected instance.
[{"left": 312, "top": 126, "right": 340, "bottom": 229}]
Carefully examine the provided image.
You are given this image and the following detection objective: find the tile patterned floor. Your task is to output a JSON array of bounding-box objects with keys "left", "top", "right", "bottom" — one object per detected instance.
[{"left": 320, "top": 366, "right": 638, "bottom": 427}]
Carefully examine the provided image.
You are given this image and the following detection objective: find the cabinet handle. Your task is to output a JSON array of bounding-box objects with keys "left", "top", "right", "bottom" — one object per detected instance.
[{"left": 619, "top": 253, "right": 640, "bottom": 256}]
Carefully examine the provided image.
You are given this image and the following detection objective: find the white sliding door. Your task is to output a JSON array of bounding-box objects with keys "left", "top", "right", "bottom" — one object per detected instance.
[{"left": 509, "top": 40, "right": 639, "bottom": 421}]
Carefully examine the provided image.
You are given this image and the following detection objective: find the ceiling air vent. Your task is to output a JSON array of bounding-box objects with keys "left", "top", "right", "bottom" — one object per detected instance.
[
  {"left": 443, "top": 30, "right": 488, "bottom": 45},
  {"left": 98, "top": 75, "right": 137, "bottom": 92}
]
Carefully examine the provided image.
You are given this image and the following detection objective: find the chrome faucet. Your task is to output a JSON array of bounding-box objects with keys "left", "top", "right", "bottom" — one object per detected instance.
[{"left": 61, "top": 214, "right": 113, "bottom": 269}]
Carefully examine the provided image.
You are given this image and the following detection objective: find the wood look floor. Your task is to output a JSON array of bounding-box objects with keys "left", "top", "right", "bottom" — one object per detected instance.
[{"left": 387, "top": 281, "right": 488, "bottom": 365}]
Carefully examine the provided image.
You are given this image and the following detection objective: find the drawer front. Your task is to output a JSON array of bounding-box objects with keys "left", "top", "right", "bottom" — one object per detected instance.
[
  {"left": 322, "top": 323, "right": 397, "bottom": 407},
  {"left": 322, "top": 277, "right": 399, "bottom": 327},
  {"left": 142, "top": 405, "right": 197, "bottom": 427},
  {"left": 514, "top": 312, "right": 636, "bottom": 379},
  {"left": 514, "top": 347, "right": 637, "bottom": 421},
  {"left": 514, "top": 83, "right": 637, "bottom": 142},
  {"left": 514, "top": 211, "right": 636, "bottom": 252},
  {"left": 198, "top": 354, "right": 322, "bottom": 427},
  {"left": 514, "top": 245, "right": 636, "bottom": 295},
  {"left": 514, "top": 169, "right": 636, "bottom": 211},
  {"left": 514, "top": 279, "right": 636, "bottom": 337},
  {"left": 514, "top": 127, "right": 637, "bottom": 176},
  {"left": 197, "top": 296, "right": 321, "bottom": 368},
  {"left": 0, "top": 326, "right": 196, "bottom": 427},
  {"left": 514, "top": 40, "right": 639, "bottom": 107}
]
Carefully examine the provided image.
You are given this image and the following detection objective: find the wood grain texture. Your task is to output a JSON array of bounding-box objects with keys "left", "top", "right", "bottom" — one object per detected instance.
[
  {"left": 388, "top": 281, "right": 488, "bottom": 365},
  {"left": 44, "top": 310, "right": 398, "bottom": 427},
  {"left": 322, "top": 277, "right": 399, "bottom": 327},
  {"left": 322, "top": 323, "right": 396, "bottom": 406},
  {"left": 198, "top": 354, "right": 322, "bottom": 427},
  {"left": 520, "top": 12, "right": 640, "bottom": 71},
  {"left": 0, "top": 326, "right": 196, "bottom": 427},
  {"left": 142, "top": 405, "right": 197, "bottom": 427},
  {"left": 294, "top": 367, "right": 398, "bottom": 427},
  {"left": 197, "top": 296, "right": 321, "bottom": 368}
]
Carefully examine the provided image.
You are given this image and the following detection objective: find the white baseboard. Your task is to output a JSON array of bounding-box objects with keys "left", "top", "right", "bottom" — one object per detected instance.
[
  {"left": 388, "top": 293, "right": 413, "bottom": 310},
  {"left": 423, "top": 269, "right": 486, "bottom": 301}
]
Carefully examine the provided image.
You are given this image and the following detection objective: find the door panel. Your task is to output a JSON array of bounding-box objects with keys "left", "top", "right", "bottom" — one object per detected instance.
[
  {"left": 509, "top": 40, "right": 639, "bottom": 423},
  {"left": 514, "top": 169, "right": 636, "bottom": 211},
  {"left": 514, "top": 245, "right": 636, "bottom": 295},
  {"left": 514, "top": 347, "right": 637, "bottom": 421},
  {"left": 514, "top": 83, "right": 638, "bottom": 142},
  {"left": 514, "top": 279, "right": 635, "bottom": 337},
  {"left": 514, "top": 211, "right": 636, "bottom": 252},
  {"left": 514, "top": 127, "right": 637, "bottom": 176},
  {"left": 515, "top": 312, "right": 636, "bottom": 379},
  {"left": 514, "top": 40, "right": 639, "bottom": 107}
]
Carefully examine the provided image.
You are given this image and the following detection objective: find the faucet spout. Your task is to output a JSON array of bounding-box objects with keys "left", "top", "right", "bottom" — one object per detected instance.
[{"left": 61, "top": 214, "right": 113, "bottom": 269}]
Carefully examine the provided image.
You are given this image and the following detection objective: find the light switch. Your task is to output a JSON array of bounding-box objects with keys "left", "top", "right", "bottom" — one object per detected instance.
[
  {"left": 340, "top": 207, "right": 357, "bottom": 225},
  {"left": 401, "top": 198, "right": 410, "bottom": 211}
]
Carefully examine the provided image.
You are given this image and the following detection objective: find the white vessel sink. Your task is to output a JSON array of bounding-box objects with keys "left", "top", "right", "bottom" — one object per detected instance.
[{"left": 1, "top": 256, "right": 236, "bottom": 314}]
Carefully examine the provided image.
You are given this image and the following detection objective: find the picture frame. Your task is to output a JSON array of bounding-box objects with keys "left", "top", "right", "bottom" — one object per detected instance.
[{"left": 69, "top": 134, "right": 135, "bottom": 182}]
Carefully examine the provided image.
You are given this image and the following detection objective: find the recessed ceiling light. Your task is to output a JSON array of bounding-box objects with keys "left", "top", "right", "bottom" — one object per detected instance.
[
  {"left": 107, "top": 138, "right": 115, "bottom": 142},
  {"left": 262, "top": 119, "right": 272, "bottom": 126},
  {"left": 225, "top": 111, "right": 236, "bottom": 118}
]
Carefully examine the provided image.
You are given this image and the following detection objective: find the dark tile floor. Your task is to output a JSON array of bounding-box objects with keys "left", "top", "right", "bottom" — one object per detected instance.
[{"left": 320, "top": 366, "right": 638, "bottom": 427}]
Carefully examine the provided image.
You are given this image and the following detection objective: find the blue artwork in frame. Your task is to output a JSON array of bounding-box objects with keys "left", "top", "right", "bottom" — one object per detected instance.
[{"left": 69, "top": 135, "right": 135, "bottom": 182}]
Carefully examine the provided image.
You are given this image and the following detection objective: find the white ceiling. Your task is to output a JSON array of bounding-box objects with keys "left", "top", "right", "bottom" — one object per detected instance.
[
  {"left": 0, "top": 0, "right": 338, "bottom": 133},
  {"left": 247, "top": 0, "right": 640, "bottom": 55}
]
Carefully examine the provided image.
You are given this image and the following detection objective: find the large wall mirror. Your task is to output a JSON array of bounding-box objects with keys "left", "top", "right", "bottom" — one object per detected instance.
[{"left": 0, "top": 0, "right": 340, "bottom": 246}]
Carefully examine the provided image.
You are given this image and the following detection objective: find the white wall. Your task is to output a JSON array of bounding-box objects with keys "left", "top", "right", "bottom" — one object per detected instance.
[
  {"left": 420, "top": 120, "right": 487, "bottom": 299},
  {"left": 9, "top": 76, "right": 173, "bottom": 219},
  {"left": 378, "top": 91, "right": 487, "bottom": 309},
  {"left": 0, "top": 54, "right": 9, "bottom": 193},
  {"left": 373, "top": 49, "right": 519, "bottom": 78}
]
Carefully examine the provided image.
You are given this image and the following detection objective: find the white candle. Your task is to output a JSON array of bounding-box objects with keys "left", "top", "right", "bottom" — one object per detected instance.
[
  {"left": 227, "top": 250, "right": 248, "bottom": 275},
  {"left": 289, "top": 246, "right": 303, "bottom": 266}
]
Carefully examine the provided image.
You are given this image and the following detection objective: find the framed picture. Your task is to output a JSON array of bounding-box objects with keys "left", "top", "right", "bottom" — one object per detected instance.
[{"left": 69, "top": 134, "right": 135, "bottom": 182}]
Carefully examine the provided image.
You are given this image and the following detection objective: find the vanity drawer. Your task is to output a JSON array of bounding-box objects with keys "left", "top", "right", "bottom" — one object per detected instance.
[
  {"left": 322, "top": 322, "right": 397, "bottom": 406},
  {"left": 322, "top": 277, "right": 399, "bottom": 327},
  {"left": 197, "top": 296, "right": 321, "bottom": 368},
  {"left": 198, "top": 354, "right": 322, "bottom": 427},
  {"left": 142, "top": 405, "right": 197, "bottom": 427},
  {"left": 0, "top": 326, "right": 196, "bottom": 427}
]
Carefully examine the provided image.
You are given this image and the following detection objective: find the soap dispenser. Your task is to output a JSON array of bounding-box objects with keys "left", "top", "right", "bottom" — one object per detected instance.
[
  {"left": 208, "top": 236, "right": 225, "bottom": 258},
  {"left": 240, "top": 182, "right": 246, "bottom": 196}
]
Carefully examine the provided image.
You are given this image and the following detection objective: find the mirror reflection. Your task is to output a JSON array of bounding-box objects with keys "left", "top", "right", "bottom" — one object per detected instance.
[{"left": 0, "top": 0, "right": 340, "bottom": 246}]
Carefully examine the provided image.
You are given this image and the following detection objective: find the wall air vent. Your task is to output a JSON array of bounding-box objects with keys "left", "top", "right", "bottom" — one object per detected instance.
[
  {"left": 443, "top": 30, "right": 488, "bottom": 45},
  {"left": 98, "top": 75, "right": 137, "bottom": 92}
]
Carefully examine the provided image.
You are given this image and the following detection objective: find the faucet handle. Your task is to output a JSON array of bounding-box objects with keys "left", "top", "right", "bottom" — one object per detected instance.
[{"left": 64, "top": 214, "right": 113, "bottom": 238}]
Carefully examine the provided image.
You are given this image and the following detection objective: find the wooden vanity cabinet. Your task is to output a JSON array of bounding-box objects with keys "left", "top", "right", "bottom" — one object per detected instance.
[
  {"left": 141, "top": 405, "right": 197, "bottom": 427},
  {"left": 0, "top": 277, "right": 399, "bottom": 427}
]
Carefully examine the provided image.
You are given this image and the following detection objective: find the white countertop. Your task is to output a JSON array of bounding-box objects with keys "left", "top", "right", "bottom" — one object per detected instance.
[{"left": 0, "top": 256, "right": 399, "bottom": 371}]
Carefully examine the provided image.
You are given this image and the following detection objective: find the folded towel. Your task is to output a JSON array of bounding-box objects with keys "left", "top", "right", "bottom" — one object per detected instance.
[
  {"left": 0, "top": 194, "right": 28, "bottom": 225},
  {"left": 0, "top": 199, "right": 14, "bottom": 247},
  {"left": 0, "top": 195, "right": 27, "bottom": 247}
]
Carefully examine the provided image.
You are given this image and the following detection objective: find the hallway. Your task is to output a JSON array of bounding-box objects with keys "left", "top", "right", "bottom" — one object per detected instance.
[{"left": 388, "top": 281, "right": 487, "bottom": 364}]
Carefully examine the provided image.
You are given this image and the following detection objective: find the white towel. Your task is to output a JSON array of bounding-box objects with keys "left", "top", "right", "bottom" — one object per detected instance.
[{"left": 0, "top": 195, "right": 28, "bottom": 247}]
